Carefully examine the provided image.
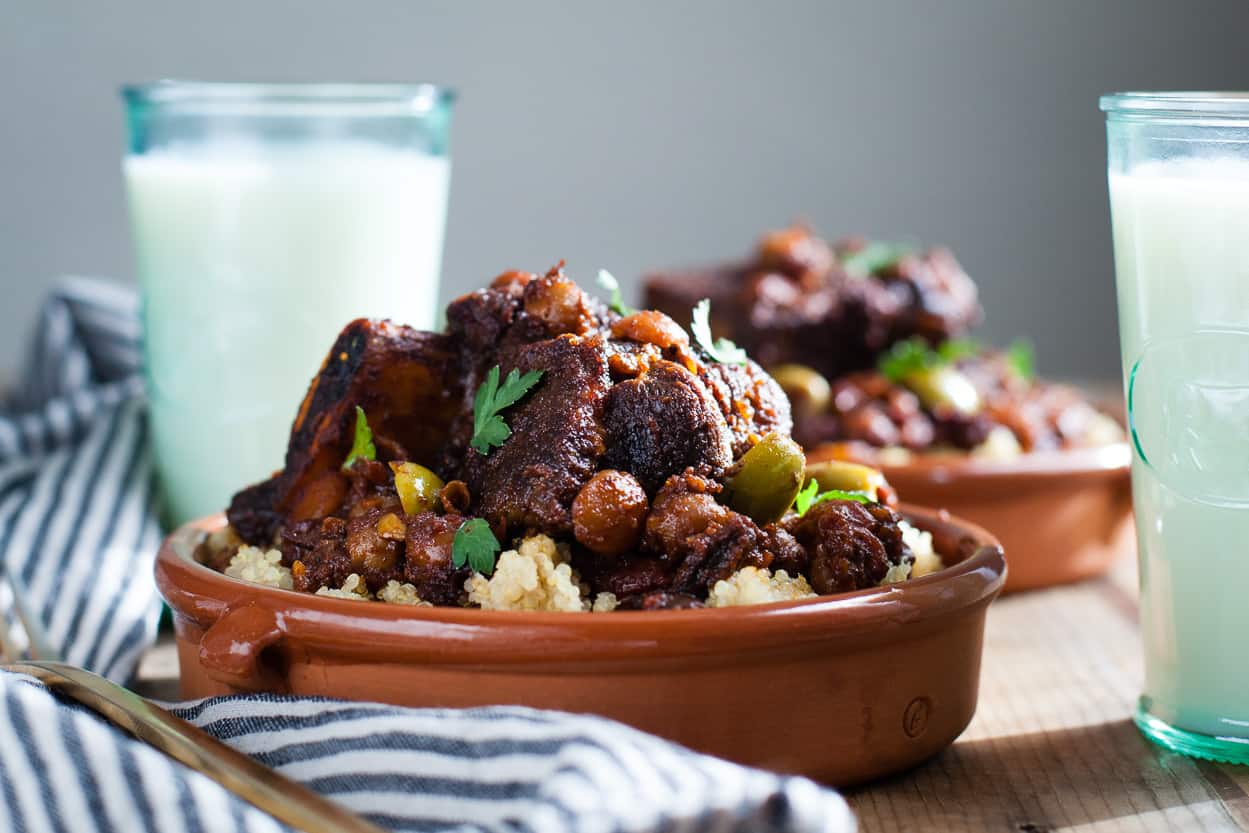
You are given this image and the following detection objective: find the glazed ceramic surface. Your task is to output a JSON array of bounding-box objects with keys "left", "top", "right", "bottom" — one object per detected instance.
[
  {"left": 810, "top": 443, "right": 1133, "bottom": 592},
  {"left": 156, "top": 507, "right": 1005, "bottom": 786}
]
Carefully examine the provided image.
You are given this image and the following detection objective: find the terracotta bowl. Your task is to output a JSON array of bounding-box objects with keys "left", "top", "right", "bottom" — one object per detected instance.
[
  {"left": 809, "top": 443, "right": 1134, "bottom": 593},
  {"left": 155, "top": 506, "right": 1005, "bottom": 786}
]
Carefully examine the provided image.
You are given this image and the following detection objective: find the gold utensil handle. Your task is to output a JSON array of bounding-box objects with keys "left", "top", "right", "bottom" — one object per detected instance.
[{"left": 7, "top": 661, "right": 386, "bottom": 833}]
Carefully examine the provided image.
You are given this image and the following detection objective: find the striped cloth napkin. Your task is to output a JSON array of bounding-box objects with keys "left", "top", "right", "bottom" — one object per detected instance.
[{"left": 0, "top": 278, "right": 856, "bottom": 833}]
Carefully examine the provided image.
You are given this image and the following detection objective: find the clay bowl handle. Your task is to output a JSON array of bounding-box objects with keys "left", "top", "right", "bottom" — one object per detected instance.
[{"left": 198, "top": 604, "right": 287, "bottom": 693}]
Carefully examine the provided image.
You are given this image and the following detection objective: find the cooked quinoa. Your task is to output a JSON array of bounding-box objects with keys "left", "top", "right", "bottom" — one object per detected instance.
[
  {"left": 219, "top": 523, "right": 945, "bottom": 608},
  {"left": 377, "top": 580, "right": 432, "bottom": 606},
  {"left": 900, "top": 520, "right": 943, "bottom": 578},
  {"left": 466, "top": 534, "right": 588, "bottom": 612},
  {"left": 707, "top": 567, "right": 816, "bottom": 607},
  {"left": 315, "top": 573, "right": 371, "bottom": 600},
  {"left": 224, "top": 546, "right": 293, "bottom": 590}
]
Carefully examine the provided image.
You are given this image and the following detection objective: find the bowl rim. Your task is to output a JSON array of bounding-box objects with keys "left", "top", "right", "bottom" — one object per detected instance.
[
  {"left": 808, "top": 441, "right": 1131, "bottom": 483},
  {"left": 155, "top": 505, "right": 1006, "bottom": 663}
]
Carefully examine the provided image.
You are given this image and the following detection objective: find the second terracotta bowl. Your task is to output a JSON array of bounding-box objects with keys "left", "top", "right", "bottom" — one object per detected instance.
[
  {"left": 810, "top": 443, "right": 1134, "bottom": 592},
  {"left": 156, "top": 506, "right": 1004, "bottom": 786}
]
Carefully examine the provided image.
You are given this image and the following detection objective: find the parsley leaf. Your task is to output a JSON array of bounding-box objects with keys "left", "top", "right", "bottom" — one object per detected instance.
[
  {"left": 471, "top": 365, "right": 545, "bottom": 455},
  {"left": 878, "top": 338, "right": 940, "bottom": 383},
  {"left": 342, "top": 406, "right": 376, "bottom": 471},
  {"left": 597, "top": 269, "right": 634, "bottom": 316},
  {"left": 839, "top": 241, "right": 917, "bottom": 277},
  {"left": 690, "top": 298, "right": 748, "bottom": 365},
  {"left": 792, "top": 479, "right": 874, "bottom": 516},
  {"left": 452, "top": 518, "right": 501, "bottom": 575},
  {"left": 937, "top": 338, "right": 981, "bottom": 363},
  {"left": 1006, "top": 339, "right": 1035, "bottom": 381}
]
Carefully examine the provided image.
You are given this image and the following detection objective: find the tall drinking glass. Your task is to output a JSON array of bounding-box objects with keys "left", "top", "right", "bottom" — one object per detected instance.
[
  {"left": 1103, "top": 92, "right": 1249, "bottom": 762},
  {"left": 122, "top": 82, "right": 454, "bottom": 526}
]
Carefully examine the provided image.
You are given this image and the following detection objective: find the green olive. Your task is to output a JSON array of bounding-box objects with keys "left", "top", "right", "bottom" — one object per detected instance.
[
  {"left": 903, "top": 366, "right": 981, "bottom": 415},
  {"left": 389, "top": 462, "right": 445, "bottom": 515},
  {"left": 804, "top": 460, "right": 888, "bottom": 498},
  {"left": 724, "top": 431, "right": 806, "bottom": 524},
  {"left": 770, "top": 364, "right": 832, "bottom": 414}
]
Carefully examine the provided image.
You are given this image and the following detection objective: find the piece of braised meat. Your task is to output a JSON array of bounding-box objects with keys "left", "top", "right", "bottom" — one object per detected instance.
[
  {"left": 227, "top": 319, "right": 462, "bottom": 545},
  {"left": 616, "top": 591, "right": 705, "bottom": 610},
  {"left": 643, "top": 225, "right": 982, "bottom": 381},
  {"left": 601, "top": 360, "right": 734, "bottom": 494},
  {"left": 643, "top": 471, "right": 770, "bottom": 594},
  {"left": 786, "top": 499, "right": 912, "bottom": 594},
  {"left": 403, "top": 511, "right": 471, "bottom": 606},
  {"left": 697, "top": 360, "right": 793, "bottom": 458},
  {"left": 460, "top": 333, "right": 610, "bottom": 539}
]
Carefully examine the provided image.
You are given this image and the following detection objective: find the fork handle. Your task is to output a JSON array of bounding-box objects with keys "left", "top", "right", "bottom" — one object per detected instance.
[{"left": 7, "top": 661, "right": 385, "bottom": 833}]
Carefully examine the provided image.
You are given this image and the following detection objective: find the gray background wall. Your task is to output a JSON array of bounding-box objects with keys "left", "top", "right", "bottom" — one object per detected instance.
[{"left": 4, "top": 1, "right": 1248, "bottom": 383}]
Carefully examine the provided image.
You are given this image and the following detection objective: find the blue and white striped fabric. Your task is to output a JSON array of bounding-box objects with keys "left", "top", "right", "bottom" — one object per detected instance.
[
  {"left": 0, "top": 279, "right": 856, "bottom": 833},
  {"left": 1, "top": 277, "right": 159, "bottom": 682}
]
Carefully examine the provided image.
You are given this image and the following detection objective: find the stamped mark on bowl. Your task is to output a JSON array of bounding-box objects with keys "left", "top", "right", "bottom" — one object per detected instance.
[{"left": 904, "top": 696, "right": 932, "bottom": 739}]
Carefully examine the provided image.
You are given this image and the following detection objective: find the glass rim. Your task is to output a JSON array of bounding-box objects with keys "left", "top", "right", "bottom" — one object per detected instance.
[
  {"left": 122, "top": 80, "right": 455, "bottom": 116},
  {"left": 1100, "top": 91, "right": 1249, "bottom": 121}
]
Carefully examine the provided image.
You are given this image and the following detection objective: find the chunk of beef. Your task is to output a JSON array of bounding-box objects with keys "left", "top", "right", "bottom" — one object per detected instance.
[
  {"left": 602, "top": 360, "right": 734, "bottom": 494},
  {"left": 643, "top": 226, "right": 982, "bottom": 381},
  {"left": 643, "top": 471, "right": 769, "bottom": 594},
  {"left": 575, "top": 554, "right": 673, "bottom": 598},
  {"left": 697, "top": 359, "right": 793, "bottom": 458},
  {"left": 403, "top": 511, "right": 470, "bottom": 606},
  {"left": 226, "top": 319, "right": 462, "bottom": 544},
  {"left": 785, "top": 499, "right": 911, "bottom": 594},
  {"left": 462, "top": 334, "right": 610, "bottom": 538},
  {"left": 282, "top": 516, "right": 352, "bottom": 594},
  {"left": 616, "top": 591, "right": 706, "bottom": 611}
]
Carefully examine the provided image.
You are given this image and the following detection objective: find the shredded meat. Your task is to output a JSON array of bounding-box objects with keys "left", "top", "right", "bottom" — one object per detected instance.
[
  {"left": 616, "top": 591, "right": 706, "bottom": 610},
  {"left": 786, "top": 500, "right": 912, "bottom": 594},
  {"left": 643, "top": 471, "right": 770, "bottom": 594},
  {"left": 403, "top": 511, "right": 470, "bottom": 606}
]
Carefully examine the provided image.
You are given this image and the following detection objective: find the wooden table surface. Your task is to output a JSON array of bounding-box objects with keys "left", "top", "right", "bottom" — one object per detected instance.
[
  {"left": 134, "top": 552, "right": 1249, "bottom": 833},
  {"left": 846, "top": 554, "right": 1249, "bottom": 833}
]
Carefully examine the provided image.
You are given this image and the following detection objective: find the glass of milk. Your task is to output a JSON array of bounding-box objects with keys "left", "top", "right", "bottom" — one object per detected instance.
[
  {"left": 1103, "top": 92, "right": 1249, "bottom": 763},
  {"left": 122, "top": 82, "right": 454, "bottom": 526}
]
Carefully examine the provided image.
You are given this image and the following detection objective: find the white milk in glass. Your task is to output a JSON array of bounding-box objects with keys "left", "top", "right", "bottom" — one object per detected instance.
[
  {"left": 125, "top": 143, "right": 450, "bottom": 524},
  {"left": 1110, "top": 158, "right": 1249, "bottom": 741}
]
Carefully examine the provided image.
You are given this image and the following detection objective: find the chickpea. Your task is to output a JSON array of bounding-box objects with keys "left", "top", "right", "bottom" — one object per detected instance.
[
  {"left": 610, "top": 310, "right": 690, "bottom": 352},
  {"left": 572, "top": 470, "right": 649, "bottom": 557}
]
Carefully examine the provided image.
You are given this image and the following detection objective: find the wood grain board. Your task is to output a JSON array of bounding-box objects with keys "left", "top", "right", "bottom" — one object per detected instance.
[{"left": 848, "top": 555, "right": 1249, "bottom": 832}]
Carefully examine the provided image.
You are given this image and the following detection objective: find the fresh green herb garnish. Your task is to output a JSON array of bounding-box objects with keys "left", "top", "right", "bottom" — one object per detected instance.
[
  {"left": 839, "top": 241, "right": 917, "bottom": 277},
  {"left": 792, "top": 479, "right": 873, "bottom": 516},
  {"left": 451, "top": 517, "right": 501, "bottom": 575},
  {"left": 342, "top": 406, "right": 376, "bottom": 470},
  {"left": 879, "top": 336, "right": 986, "bottom": 383},
  {"left": 596, "top": 269, "right": 634, "bottom": 316},
  {"left": 690, "top": 298, "right": 748, "bottom": 365},
  {"left": 878, "top": 338, "right": 940, "bottom": 383},
  {"left": 937, "top": 338, "right": 981, "bottom": 363},
  {"left": 471, "top": 365, "right": 545, "bottom": 455},
  {"left": 1006, "top": 339, "right": 1035, "bottom": 381}
]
